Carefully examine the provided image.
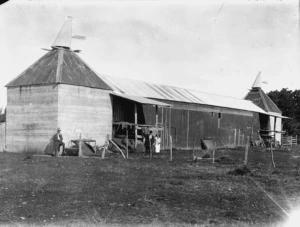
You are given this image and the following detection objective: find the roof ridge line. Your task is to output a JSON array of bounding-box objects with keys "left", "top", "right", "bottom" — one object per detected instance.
[
  {"left": 70, "top": 52, "right": 112, "bottom": 90},
  {"left": 55, "top": 48, "right": 64, "bottom": 83},
  {"left": 262, "top": 90, "right": 282, "bottom": 113},
  {"left": 268, "top": 99, "right": 282, "bottom": 113},
  {"left": 259, "top": 88, "right": 270, "bottom": 112}
]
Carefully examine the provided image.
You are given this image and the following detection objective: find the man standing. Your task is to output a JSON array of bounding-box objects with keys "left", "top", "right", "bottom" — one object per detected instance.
[
  {"left": 51, "top": 128, "right": 65, "bottom": 156},
  {"left": 144, "top": 130, "right": 154, "bottom": 156}
]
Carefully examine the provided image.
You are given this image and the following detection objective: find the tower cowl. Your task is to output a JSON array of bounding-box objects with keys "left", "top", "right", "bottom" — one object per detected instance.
[{"left": 52, "top": 16, "right": 73, "bottom": 49}]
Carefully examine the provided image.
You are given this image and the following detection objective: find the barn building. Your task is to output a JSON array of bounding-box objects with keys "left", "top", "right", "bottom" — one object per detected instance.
[{"left": 3, "top": 18, "right": 283, "bottom": 153}]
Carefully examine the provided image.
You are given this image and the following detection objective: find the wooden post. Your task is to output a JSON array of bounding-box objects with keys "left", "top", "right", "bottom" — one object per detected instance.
[
  {"left": 161, "top": 107, "right": 164, "bottom": 150},
  {"left": 169, "top": 108, "right": 171, "bottom": 149},
  {"left": 134, "top": 103, "right": 138, "bottom": 149},
  {"left": 270, "top": 139, "right": 276, "bottom": 168},
  {"left": 78, "top": 133, "right": 82, "bottom": 157},
  {"left": 155, "top": 105, "right": 158, "bottom": 127},
  {"left": 102, "top": 135, "right": 109, "bottom": 159},
  {"left": 170, "top": 135, "right": 173, "bottom": 161},
  {"left": 193, "top": 137, "right": 196, "bottom": 160},
  {"left": 238, "top": 129, "right": 241, "bottom": 147},
  {"left": 187, "top": 110, "right": 189, "bottom": 149},
  {"left": 212, "top": 142, "right": 216, "bottom": 163},
  {"left": 242, "top": 134, "right": 245, "bottom": 147},
  {"left": 274, "top": 117, "right": 277, "bottom": 147},
  {"left": 150, "top": 138, "right": 153, "bottom": 159},
  {"left": 126, "top": 127, "right": 129, "bottom": 159},
  {"left": 4, "top": 116, "right": 7, "bottom": 152},
  {"left": 244, "top": 136, "right": 249, "bottom": 165},
  {"left": 155, "top": 105, "right": 158, "bottom": 156},
  {"left": 233, "top": 129, "right": 237, "bottom": 147}
]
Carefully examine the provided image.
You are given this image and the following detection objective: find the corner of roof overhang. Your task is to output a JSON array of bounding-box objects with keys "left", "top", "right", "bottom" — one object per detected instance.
[{"left": 110, "top": 91, "right": 172, "bottom": 107}]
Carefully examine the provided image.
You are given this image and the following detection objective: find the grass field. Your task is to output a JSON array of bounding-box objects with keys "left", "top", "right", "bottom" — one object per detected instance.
[{"left": 0, "top": 147, "right": 300, "bottom": 226}]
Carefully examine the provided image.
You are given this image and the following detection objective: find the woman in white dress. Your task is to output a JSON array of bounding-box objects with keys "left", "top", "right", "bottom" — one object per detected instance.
[{"left": 155, "top": 134, "right": 161, "bottom": 153}]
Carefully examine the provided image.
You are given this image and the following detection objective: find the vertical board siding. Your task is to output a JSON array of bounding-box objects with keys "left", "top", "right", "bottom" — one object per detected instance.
[
  {"left": 112, "top": 98, "right": 260, "bottom": 149},
  {"left": 161, "top": 107, "right": 171, "bottom": 150},
  {"left": 188, "top": 110, "right": 205, "bottom": 150},
  {"left": 58, "top": 84, "right": 112, "bottom": 147},
  {"left": 145, "top": 102, "right": 261, "bottom": 150},
  {"left": 170, "top": 109, "right": 188, "bottom": 148},
  {"left": 6, "top": 85, "right": 58, "bottom": 152},
  {"left": 142, "top": 104, "right": 156, "bottom": 125}
]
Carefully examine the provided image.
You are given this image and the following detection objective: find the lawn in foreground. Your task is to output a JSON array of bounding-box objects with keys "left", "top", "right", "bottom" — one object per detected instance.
[{"left": 0, "top": 147, "right": 299, "bottom": 226}]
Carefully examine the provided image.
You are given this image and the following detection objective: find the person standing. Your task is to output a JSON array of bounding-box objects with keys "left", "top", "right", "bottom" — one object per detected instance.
[
  {"left": 155, "top": 134, "right": 161, "bottom": 153},
  {"left": 51, "top": 128, "right": 65, "bottom": 156},
  {"left": 144, "top": 130, "right": 154, "bottom": 155}
]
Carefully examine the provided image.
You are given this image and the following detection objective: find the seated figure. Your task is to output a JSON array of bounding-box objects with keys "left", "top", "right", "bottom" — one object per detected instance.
[{"left": 51, "top": 127, "right": 65, "bottom": 156}]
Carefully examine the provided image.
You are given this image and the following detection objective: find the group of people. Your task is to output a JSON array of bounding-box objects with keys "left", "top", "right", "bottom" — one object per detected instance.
[
  {"left": 143, "top": 130, "right": 161, "bottom": 154},
  {"left": 50, "top": 128, "right": 162, "bottom": 156}
]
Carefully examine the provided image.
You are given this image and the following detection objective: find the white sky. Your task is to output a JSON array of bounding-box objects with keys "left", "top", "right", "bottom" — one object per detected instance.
[{"left": 0, "top": 0, "right": 299, "bottom": 108}]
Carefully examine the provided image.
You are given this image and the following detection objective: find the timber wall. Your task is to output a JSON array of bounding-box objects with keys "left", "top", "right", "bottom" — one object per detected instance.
[
  {"left": 6, "top": 85, "right": 58, "bottom": 152},
  {"left": 57, "top": 84, "right": 112, "bottom": 147},
  {"left": 142, "top": 100, "right": 261, "bottom": 150}
]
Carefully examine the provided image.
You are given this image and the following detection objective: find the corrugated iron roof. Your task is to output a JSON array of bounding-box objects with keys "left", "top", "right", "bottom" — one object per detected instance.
[
  {"left": 244, "top": 88, "right": 282, "bottom": 114},
  {"left": 6, "top": 48, "right": 112, "bottom": 90},
  {"left": 100, "top": 75, "right": 268, "bottom": 114},
  {"left": 110, "top": 92, "right": 172, "bottom": 107}
]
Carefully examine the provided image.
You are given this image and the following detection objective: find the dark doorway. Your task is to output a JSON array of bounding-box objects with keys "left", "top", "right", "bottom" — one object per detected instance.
[{"left": 259, "top": 114, "right": 269, "bottom": 130}]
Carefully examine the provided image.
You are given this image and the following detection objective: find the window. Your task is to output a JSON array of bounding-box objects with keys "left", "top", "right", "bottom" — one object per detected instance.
[
  {"left": 218, "top": 113, "right": 222, "bottom": 119},
  {"left": 211, "top": 112, "right": 214, "bottom": 118}
]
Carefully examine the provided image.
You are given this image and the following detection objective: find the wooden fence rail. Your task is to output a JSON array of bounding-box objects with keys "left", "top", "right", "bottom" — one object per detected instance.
[{"left": 281, "top": 135, "right": 297, "bottom": 147}]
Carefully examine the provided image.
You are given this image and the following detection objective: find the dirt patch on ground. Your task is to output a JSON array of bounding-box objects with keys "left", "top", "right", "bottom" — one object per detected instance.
[{"left": 227, "top": 165, "right": 251, "bottom": 176}]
